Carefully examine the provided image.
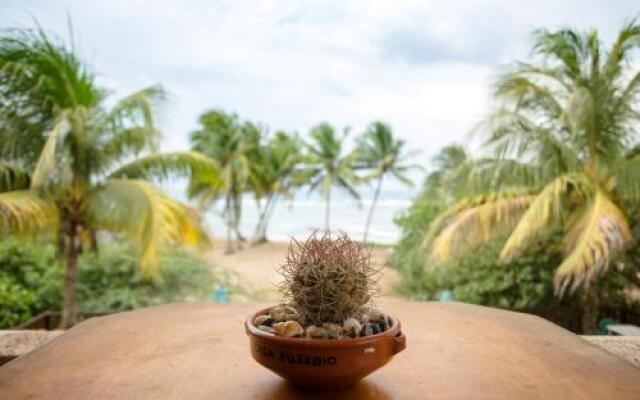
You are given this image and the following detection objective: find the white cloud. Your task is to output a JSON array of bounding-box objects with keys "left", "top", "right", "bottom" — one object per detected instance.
[{"left": 1, "top": 0, "right": 639, "bottom": 169}]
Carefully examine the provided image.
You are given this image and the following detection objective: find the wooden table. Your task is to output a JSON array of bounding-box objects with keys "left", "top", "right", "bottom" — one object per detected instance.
[{"left": 1, "top": 302, "right": 639, "bottom": 399}]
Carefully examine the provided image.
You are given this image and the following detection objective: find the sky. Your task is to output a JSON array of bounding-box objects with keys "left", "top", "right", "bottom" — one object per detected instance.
[{"left": 2, "top": 0, "right": 639, "bottom": 172}]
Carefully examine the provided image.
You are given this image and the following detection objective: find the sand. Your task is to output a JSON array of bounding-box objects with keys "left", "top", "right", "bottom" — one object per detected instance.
[{"left": 205, "top": 239, "right": 400, "bottom": 302}]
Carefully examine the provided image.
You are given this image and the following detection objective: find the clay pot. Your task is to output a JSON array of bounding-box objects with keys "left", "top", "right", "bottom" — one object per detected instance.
[{"left": 245, "top": 308, "right": 406, "bottom": 390}]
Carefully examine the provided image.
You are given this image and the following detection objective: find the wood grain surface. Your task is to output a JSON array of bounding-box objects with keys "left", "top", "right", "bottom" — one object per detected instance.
[{"left": 1, "top": 302, "right": 639, "bottom": 399}]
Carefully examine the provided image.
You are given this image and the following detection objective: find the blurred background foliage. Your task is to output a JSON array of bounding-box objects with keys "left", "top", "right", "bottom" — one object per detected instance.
[{"left": 0, "top": 239, "right": 230, "bottom": 328}]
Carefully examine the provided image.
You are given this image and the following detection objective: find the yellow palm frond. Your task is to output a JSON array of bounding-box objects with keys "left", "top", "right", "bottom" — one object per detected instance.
[
  {"left": 555, "top": 191, "right": 632, "bottom": 295},
  {"left": 0, "top": 190, "right": 57, "bottom": 233},
  {"left": 430, "top": 195, "right": 534, "bottom": 263},
  {"left": 30, "top": 113, "right": 68, "bottom": 189},
  {"left": 88, "top": 179, "right": 209, "bottom": 275},
  {"left": 500, "top": 174, "right": 588, "bottom": 261},
  {"left": 108, "top": 151, "right": 220, "bottom": 183},
  {"left": 420, "top": 194, "right": 493, "bottom": 252}
]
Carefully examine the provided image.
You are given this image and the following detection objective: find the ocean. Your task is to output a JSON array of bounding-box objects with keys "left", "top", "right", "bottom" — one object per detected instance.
[{"left": 166, "top": 182, "right": 418, "bottom": 244}]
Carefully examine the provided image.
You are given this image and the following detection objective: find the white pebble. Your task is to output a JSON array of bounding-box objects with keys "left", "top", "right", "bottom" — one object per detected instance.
[{"left": 343, "top": 318, "right": 362, "bottom": 338}]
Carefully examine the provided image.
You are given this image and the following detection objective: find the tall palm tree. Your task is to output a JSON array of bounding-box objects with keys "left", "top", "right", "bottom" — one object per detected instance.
[
  {"left": 189, "top": 110, "right": 257, "bottom": 253},
  {"left": 250, "top": 131, "right": 302, "bottom": 243},
  {"left": 425, "top": 22, "right": 640, "bottom": 332},
  {"left": 304, "top": 123, "right": 360, "bottom": 233},
  {"left": 0, "top": 28, "right": 215, "bottom": 328},
  {"left": 356, "top": 121, "right": 421, "bottom": 243}
]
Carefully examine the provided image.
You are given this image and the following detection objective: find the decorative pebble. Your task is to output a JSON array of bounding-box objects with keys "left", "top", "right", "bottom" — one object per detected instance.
[
  {"left": 322, "top": 323, "right": 343, "bottom": 339},
  {"left": 305, "top": 326, "right": 329, "bottom": 339},
  {"left": 385, "top": 315, "right": 393, "bottom": 329},
  {"left": 254, "top": 315, "right": 275, "bottom": 327},
  {"left": 263, "top": 306, "right": 391, "bottom": 339},
  {"left": 343, "top": 318, "right": 362, "bottom": 338},
  {"left": 273, "top": 321, "right": 304, "bottom": 337},
  {"left": 367, "top": 308, "right": 385, "bottom": 322},
  {"left": 360, "top": 323, "right": 374, "bottom": 337},
  {"left": 258, "top": 325, "right": 275, "bottom": 334},
  {"left": 270, "top": 305, "right": 299, "bottom": 322}
]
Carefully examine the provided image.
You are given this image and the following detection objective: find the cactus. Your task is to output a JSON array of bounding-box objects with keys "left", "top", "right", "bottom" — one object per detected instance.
[{"left": 278, "top": 232, "right": 379, "bottom": 326}]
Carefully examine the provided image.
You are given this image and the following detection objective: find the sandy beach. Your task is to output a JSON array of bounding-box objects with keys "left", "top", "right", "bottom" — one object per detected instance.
[{"left": 205, "top": 239, "right": 400, "bottom": 302}]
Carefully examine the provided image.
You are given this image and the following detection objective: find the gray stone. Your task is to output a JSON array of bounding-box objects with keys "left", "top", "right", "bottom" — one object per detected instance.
[
  {"left": 257, "top": 325, "right": 275, "bottom": 334},
  {"left": 360, "top": 323, "right": 374, "bottom": 337},
  {"left": 254, "top": 315, "right": 275, "bottom": 327}
]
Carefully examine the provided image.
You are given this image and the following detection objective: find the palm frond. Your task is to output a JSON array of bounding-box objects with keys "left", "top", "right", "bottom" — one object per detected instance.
[
  {"left": 603, "top": 20, "right": 640, "bottom": 82},
  {"left": 392, "top": 169, "right": 414, "bottom": 186},
  {"left": 0, "top": 190, "right": 56, "bottom": 233},
  {"left": 532, "top": 28, "right": 585, "bottom": 81},
  {"left": 30, "top": 113, "right": 68, "bottom": 189},
  {"left": 0, "top": 161, "right": 31, "bottom": 191},
  {"left": 615, "top": 70, "right": 640, "bottom": 115},
  {"left": 495, "top": 74, "right": 563, "bottom": 117},
  {"left": 102, "top": 127, "right": 160, "bottom": 161},
  {"left": 108, "top": 151, "right": 220, "bottom": 183},
  {"left": 88, "top": 179, "right": 208, "bottom": 275},
  {"left": 337, "top": 176, "right": 361, "bottom": 201},
  {"left": 464, "top": 157, "right": 540, "bottom": 195},
  {"left": 428, "top": 193, "right": 534, "bottom": 263},
  {"left": 511, "top": 62, "right": 572, "bottom": 91},
  {"left": 555, "top": 191, "right": 632, "bottom": 295},
  {"left": 500, "top": 173, "right": 589, "bottom": 261},
  {"left": 482, "top": 109, "right": 580, "bottom": 167},
  {"left": 612, "top": 150, "right": 640, "bottom": 201},
  {"left": 105, "top": 85, "right": 165, "bottom": 130}
]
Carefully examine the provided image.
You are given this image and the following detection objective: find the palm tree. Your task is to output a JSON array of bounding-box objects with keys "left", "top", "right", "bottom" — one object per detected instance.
[
  {"left": 0, "top": 28, "right": 215, "bottom": 328},
  {"left": 304, "top": 123, "right": 360, "bottom": 233},
  {"left": 250, "top": 131, "right": 302, "bottom": 243},
  {"left": 425, "top": 22, "right": 640, "bottom": 332},
  {"left": 189, "top": 110, "right": 257, "bottom": 253},
  {"left": 356, "top": 121, "right": 421, "bottom": 243}
]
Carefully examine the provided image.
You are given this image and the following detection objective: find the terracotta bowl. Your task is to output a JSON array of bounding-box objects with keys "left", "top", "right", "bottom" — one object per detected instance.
[{"left": 245, "top": 308, "right": 407, "bottom": 390}]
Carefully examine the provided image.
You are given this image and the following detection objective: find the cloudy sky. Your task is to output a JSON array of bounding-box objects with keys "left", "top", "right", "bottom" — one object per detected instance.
[{"left": 2, "top": 0, "right": 639, "bottom": 166}]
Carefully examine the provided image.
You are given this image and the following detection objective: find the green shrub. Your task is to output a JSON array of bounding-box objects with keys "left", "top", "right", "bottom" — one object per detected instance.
[
  {"left": 0, "top": 238, "right": 60, "bottom": 327},
  {"left": 0, "top": 239, "right": 223, "bottom": 328},
  {"left": 390, "top": 191, "right": 640, "bottom": 332},
  {"left": 388, "top": 190, "right": 441, "bottom": 298},
  {"left": 419, "top": 237, "right": 560, "bottom": 310},
  {"left": 76, "top": 243, "right": 216, "bottom": 312}
]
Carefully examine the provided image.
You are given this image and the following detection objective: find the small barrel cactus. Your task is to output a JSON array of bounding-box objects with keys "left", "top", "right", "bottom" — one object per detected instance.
[{"left": 278, "top": 232, "right": 379, "bottom": 326}]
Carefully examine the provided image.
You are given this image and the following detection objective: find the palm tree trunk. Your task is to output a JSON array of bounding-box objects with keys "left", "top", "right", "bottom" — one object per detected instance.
[
  {"left": 581, "top": 284, "right": 599, "bottom": 334},
  {"left": 60, "top": 222, "right": 80, "bottom": 329},
  {"left": 224, "top": 193, "right": 234, "bottom": 254},
  {"left": 324, "top": 187, "right": 331, "bottom": 234},
  {"left": 363, "top": 175, "right": 383, "bottom": 244},
  {"left": 252, "top": 198, "right": 265, "bottom": 242},
  {"left": 89, "top": 229, "right": 99, "bottom": 254},
  {"left": 233, "top": 193, "right": 245, "bottom": 243},
  {"left": 253, "top": 194, "right": 274, "bottom": 244},
  {"left": 260, "top": 192, "right": 279, "bottom": 241},
  {"left": 55, "top": 224, "right": 66, "bottom": 258}
]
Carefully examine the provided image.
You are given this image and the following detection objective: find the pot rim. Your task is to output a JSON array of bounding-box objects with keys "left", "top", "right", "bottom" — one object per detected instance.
[{"left": 245, "top": 307, "right": 402, "bottom": 347}]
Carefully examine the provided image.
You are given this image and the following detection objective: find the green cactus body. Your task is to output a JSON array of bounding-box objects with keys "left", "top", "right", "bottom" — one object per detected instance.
[{"left": 279, "top": 233, "right": 379, "bottom": 326}]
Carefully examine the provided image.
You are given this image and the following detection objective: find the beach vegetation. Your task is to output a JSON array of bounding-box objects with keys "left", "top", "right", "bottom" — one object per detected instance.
[{"left": 0, "top": 27, "right": 214, "bottom": 327}]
